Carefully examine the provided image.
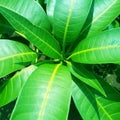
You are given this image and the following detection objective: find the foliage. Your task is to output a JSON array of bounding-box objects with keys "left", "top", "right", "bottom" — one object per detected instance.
[{"left": 0, "top": 0, "right": 120, "bottom": 120}]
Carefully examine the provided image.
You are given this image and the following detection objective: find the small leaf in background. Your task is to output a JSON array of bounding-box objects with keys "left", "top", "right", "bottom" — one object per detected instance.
[
  {"left": 0, "top": 39, "right": 37, "bottom": 78},
  {"left": 10, "top": 63, "right": 72, "bottom": 120}
]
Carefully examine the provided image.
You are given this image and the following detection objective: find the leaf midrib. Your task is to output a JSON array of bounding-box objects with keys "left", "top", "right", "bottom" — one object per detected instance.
[
  {"left": 62, "top": 0, "right": 76, "bottom": 49},
  {"left": 69, "top": 44, "right": 120, "bottom": 59},
  {"left": 38, "top": 63, "right": 62, "bottom": 120},
  {"left": 0, "top": 52, "right": 35, "bottom": 61},
  {"left": 96, "top": 99, "right": 112, "bottom": 120}
]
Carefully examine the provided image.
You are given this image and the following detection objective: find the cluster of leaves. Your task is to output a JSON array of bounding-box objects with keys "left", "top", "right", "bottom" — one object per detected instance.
[{"left": 0, "top": 0, "right": 120, "bottom": 120}]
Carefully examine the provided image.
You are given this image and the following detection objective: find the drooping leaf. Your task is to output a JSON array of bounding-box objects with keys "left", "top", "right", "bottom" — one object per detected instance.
[
  {"left": 72, "top": 77, "right": 120, "bottom": 120},
  {"left": 0, "top": 8, "right": 62, "bottom": 59},
  {"left": 67, "top": 62, "right": 106, "bottom": 96},
  {"left": 80, "top": 0, "right": 120, "bottom": 38},
  {"left": 0, "top": 65, "right": 37, "bottom": 107},
  {"left": 0, "top": 39, "right": 37, "bottom": 78},
  {"left": 51, "top": 0, "right": 92, "bottom": 49},
  {"left": 0, "top": 0, "right": 50, "bottom": 31},
  {"left": 69, "top": 28, "right": 120, "bottom": 64},
  {"left": 0, "top": 13, "right": 13, "bottom": 34},
  {"left": 10, "top": 63, "right": 72, "bottom": 120}
]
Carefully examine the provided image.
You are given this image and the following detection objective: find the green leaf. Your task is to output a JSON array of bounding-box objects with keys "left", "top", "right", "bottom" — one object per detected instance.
[
  {"left": 0, "top": 65, "right": 37, "bottom": 107},
  {"left": 0, "top": 8, "right": 62, "bottom": 59},
  {"left": 69, "top": 28, "right": 120, "bottom": 64},
  {"left": 51, "top": 0, "right": 92, "bottom": 48},
  {"left": 0, "top": 0, "right": 50, "bottom": 31},
  {"left": 67, "top": 62, "right": 106, "bottom": 96},
  {"left": 72, "top": 78, "right": 120, "bottom": 120},
  {"left": 0, "top": 13, "right": 13, "bottom": 34},
  {"left": 80, "top": 0, "right": 120, "bottom": 38},
  {"left": 10, "top": 63, "right": 72, "bottom": 120},
  {"left": 0, "top": 39, "right": 37, "bottom": 78}
]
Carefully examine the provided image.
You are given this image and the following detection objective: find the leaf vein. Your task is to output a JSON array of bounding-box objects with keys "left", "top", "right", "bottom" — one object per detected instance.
[
  {"left": 69, "top": 44, "right": 120, "bottom": 59},
  {"left": 62, "top": 0, "right": 76, "bottom": 48},
  {"left": 39, "top": 63, "right": 62, "bottom": 119}
]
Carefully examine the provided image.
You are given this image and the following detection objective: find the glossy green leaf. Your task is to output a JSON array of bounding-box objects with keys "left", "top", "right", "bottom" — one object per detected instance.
[
  {"left": 67, "top": 62, "right": 106, "bottom": 96},
  {"left": 0, "top": 39, "right": 37, "bottom": 78},
  {"left": 0, "top": 8, "right": 62, "bottom": 59},
  {"left": 52, "top": 0, "right": 92, "bottom": 48},
  {"left": 72, "top": 78, "right": 120, "bottom": 120},
  {"left": 0, "top": 0, "right": 50, "bottom": 31},
  {"left": 80, "top": 0, "right": 120, "bottom": 38},
  {"left": 0, "top": 13, "right": 13, "bottom": 34},
  {"left": 70, "top": 28, "right": 120, "bottom": 64},
  {"left": 0, "top": 65, "right": 37, "bottom": 107},
  {"left": 10, "top": 63, "right": 72, "bottom": 120}
]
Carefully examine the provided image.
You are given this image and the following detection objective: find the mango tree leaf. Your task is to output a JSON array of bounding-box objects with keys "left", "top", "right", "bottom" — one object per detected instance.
[
  {"left": 67, "top": 62, "right": 106, "bottom": 96},
  {"left": 0, "top": 65, "right": 37, "bottom": 107},
  {"left": 69, "top": 28, "right": 120, "bottom": 64},
  {"left": 0, "top": 0, "right": 50, "bottom": 31},
  {"left": 51, "top": 0, "right": 92, "bottom": 49},
  {"left": 0, "top": 8, "right": 62, "bottom": 59},
  {"left": 10, "top": 63, "right": 72, "bottom": 120},
  {"left": 0, "top": 13, "right": 13, "bottom": 34},
  {"left": 80, "top": 0, "right": 120, "bottom": 38},
  {"left": 72, "top": 77, "right": 120, "bottom": 120},
  {"left": 0, "top": 39, "right": 37, "bottom": 78}
]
